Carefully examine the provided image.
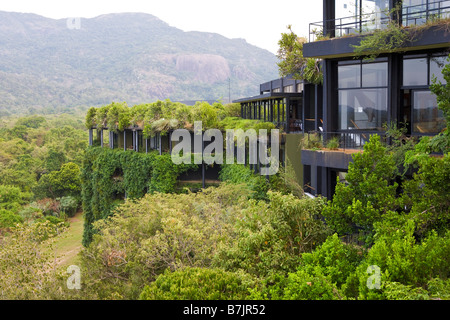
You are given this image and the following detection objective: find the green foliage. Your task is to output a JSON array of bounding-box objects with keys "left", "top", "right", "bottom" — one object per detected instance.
[
  {"left": 400, "top": 153, "right": 450, "bottom": 237},
  {"left": 15, "top": 116, "right": 47, "bottom": 129},
  {"left": 44, "top": 148, "right": 67, "bottom": 173},
  {"left": 252, "top": 234, "right": 361, "bottom": 300},
  {"left": 140, "top": 268, "right": 257, "bottom": 300},
  {"left": 355, "top": 224, "right": 450, "bottom": 300},
  {"left": 59, "top": 196, "right": 79, "bottom": 218},
  {"left": 0, "top": 184, "right": 29, "bottom": 213},
  {"left": 218, "top": 117, "right": 277, "bottom": 133},
  {"left": 35, "top": 162, "right": 81, "bottom": 199},
  {"left": 277, "top": 25, "right": 323, "bottom": 84},
  {"left": 0, "top": 220, "right": 70, "bottom": 299},
  {"left": 80, "top": 147, "right": 196, "bottom": 246},
  {"left": 79, "top": 184, "right": 251, "bottom": 299},
  {"left": 85, "top": 100, "right": 251, "bottom": 138},
  {"left": 352, "top": 3, "right": 411, "bottom": 60},
  {"left": 299, "top": 132, "right": 323, "bottom": 150},
  {"left": 300, "top": 234, "right": 363, "bottom": 289},
  {"left": 279, "top": 269, "right": 341, "bottom": 300},
  {"left": 213, "top": 192, "right": 331, "bottom": 278},
  {"left": 0, "top": 209, "right": 24, "bottom": 229},
  {"left": 322, "top": 135, "right": 400, "bottom": 243},
  {"left": 219, "top": 164, "right": 271, "bottom": 201},
  {"left": 325, "top": 136, "right": 340, "bottom": 150}
]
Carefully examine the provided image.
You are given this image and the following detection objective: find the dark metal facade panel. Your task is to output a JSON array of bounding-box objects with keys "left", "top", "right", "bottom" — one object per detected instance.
[
  {"left": 301, "top": 149, "right": 354, "bottom": 170},
  {"left": 303, "top": 25, "right": 450, "bottom": 59}
]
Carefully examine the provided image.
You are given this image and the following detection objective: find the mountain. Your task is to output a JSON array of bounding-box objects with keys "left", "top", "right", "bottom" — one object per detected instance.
[{"left": 0, "top": 11, "right": 279, "bottom": 115}]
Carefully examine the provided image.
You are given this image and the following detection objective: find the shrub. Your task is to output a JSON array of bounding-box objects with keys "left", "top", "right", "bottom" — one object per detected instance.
[
  {"left": 59, "top": 196, "right": 79, "bottom": 217},
  {"left": 325, "top": 136, "right": 340, "bottom": 150},
  {"left": 213, "top": 192, "right": 331, "bottom": 278},
  {"left": 0, "top": 184, "right": 28, "bottom": 212},
  {"left": 0, "top": 221, "right": 70, "bottom": 299},
  {"left": 0, "top": 209, "right": 24, "bottom": 229},
  {"left": 79, "top": 184, "right": 251, "bottom": 299},
  {"left": 281, "top": 269, "right": 341, "bottom": 300},
  {"left": 300, "top": 234, "right": 363, "bottom": 288},
  {"left": 219, "top": 163, "right": 270, "bottom": 200},
  {"left": 322, "top": 135, "right": 400, "bottom": 245},
  {"left": 299, "top": 133, "right": 323, "bottom": 150},
  {"left": 355, "top": 223, "right": 450, "bottom": 300},
  {"left": 140, "top": 268, "right": 257, "bottom": 300}
]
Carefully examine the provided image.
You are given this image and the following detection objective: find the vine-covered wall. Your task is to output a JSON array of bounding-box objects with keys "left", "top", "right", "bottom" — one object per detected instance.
[{"left": 81, "top": 147, "right": 196, "bottom": 246}]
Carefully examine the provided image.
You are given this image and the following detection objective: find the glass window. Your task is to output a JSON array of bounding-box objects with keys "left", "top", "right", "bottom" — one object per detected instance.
[
  {"left": 336, "top": 0, "right": 358, "bottom": 20},
  {"left": 430, "top": 56, "right": 447, "bottom": 84},
  {"left": 362, "top": 62, "right": 388, "bottom": 87},
  {"left": 403, "top": 0, "right": 427, "bottom": 26},
  {"left": 362, "top": 0, "right": 390, "bottom": 30},
  {"left": 403, "top": 58, "right": 428, "bottom": 86},
  {"left": 339, "top": 88, "right": 388, "bottom": 130},
  {"left": 413, "top": 90, "right": 445, "bottom": 134},
  {"left": 338, "top": 64, "right": 361, "bottom": 88}
]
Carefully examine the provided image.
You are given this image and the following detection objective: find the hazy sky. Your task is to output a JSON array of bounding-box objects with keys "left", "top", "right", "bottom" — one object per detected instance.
[{"left": 0, "top": 0, "right": 323, "bottom": 54}]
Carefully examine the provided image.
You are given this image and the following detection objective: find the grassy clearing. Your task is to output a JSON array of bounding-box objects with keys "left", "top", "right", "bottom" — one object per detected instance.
[{"left": 50, "top": 212, "right": 84, "bottom": 268}]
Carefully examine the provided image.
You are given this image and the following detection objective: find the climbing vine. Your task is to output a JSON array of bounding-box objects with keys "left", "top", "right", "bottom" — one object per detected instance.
[{"left": 81, "top": 147, "right": 196, "bottom": 246}]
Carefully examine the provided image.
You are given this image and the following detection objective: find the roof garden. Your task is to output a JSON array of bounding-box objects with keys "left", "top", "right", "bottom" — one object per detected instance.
[{"left": 85, "top": 100, "right": 278, "bottom": 139}]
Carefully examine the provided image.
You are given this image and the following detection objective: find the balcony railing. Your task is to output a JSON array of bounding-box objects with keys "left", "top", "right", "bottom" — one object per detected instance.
[
  {"left": 306, "top": 131, "right": 387, "bottom": 151},
  {"left": 309, "top": 0, "right": 450, "bottom": 42},
  {"left": 403, "top": 0, "right": 450, "bottom": 27}
]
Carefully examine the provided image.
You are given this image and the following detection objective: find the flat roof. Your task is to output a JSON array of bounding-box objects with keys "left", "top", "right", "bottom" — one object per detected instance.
[{"left": 233, "top": 92, "right": 303, "bottom": 104}]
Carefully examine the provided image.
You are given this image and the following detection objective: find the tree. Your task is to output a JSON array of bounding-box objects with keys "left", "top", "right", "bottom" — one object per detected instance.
[
  {"left": 429, "top": 53, "right": 450, "bottom": 153},
  {"left": 322, "top": 135, "right": 400, "bottom": 244},
  {"left": 140, "top": 268, "right": 257, "bottom": 300},
  {"left": 44, "top": 148, "right": 67, "bottom": 173},
  {"left": 277, "top": 25, "right": 322, "bottom": 84},
  {"left": 0, "top": 184, "right": 28, "bottom": 212},
  {"left": 35, "top": 162, "right": 81, "bottom": 199}
]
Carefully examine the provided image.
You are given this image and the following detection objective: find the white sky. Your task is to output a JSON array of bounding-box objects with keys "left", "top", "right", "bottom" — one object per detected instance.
[{"left": 0, "top": 0, "right": 323, "bottom": 54}]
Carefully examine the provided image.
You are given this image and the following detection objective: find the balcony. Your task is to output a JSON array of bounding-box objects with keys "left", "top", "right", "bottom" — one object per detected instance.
[{"left": 309, "top": 0, "right": 450, "bottom": 42}]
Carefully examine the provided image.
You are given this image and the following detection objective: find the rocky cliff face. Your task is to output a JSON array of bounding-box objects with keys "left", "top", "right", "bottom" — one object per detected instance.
[
  {"left": 175, "top": 54, "right": 231, "bottom": 83},
  {"left": 0, "top": 11, "right": 278, "bottom": 115}
]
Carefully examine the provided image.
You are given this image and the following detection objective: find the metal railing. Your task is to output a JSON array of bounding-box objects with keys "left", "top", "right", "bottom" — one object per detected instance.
[
  {"left": 309, "top": 0, "right": 450, "bottom": 42},
  {"left": 403, "top": 0, "right": 450, "bottom": 27},
  {"left": 306, "top": 131, "right": 387, "bottom": 151}
]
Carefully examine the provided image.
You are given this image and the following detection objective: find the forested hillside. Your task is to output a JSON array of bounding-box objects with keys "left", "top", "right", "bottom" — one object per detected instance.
[{"left": 0, "top": 11, "right": 278, "bottom": 115}]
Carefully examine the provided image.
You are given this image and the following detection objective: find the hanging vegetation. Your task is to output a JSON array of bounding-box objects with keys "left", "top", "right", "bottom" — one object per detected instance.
[
  {"left": 81, "top": 147, "right": 197, "bottom": 246},
  {"left": 85, "top": 100, "right": 277, "bottom": 138}
]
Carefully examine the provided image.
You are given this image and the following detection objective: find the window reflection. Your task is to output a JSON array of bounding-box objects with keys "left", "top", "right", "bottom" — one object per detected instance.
[
  {"left": 413, "top": 91, "right": 445, "bottom": 134},
  {"left": 334, "top": 0, "right": 389, "bottom": 35},
  {"left": 338, "top": 64, "right": 361, "bottom": 88},
  {"left": 339, "top": 89, "right": 388, "bottom": 130},
  {"left": 403, "top": 58, "right": 428, "bottom": 86},
  {"left": 430, "top": 56, "right": 448, "bottom": 84},
  {"left": 362, "top": 62, "right": 388, "bottom": 87}
]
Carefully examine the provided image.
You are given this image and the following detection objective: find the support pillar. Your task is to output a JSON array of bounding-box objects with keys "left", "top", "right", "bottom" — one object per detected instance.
[{"left": 311, "top": 165, "right": 318, "bottom": 196}]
